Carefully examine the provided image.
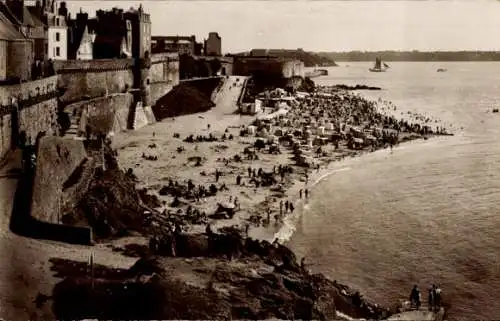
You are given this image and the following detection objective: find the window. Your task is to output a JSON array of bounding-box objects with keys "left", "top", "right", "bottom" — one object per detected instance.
[
  {"left": 56, "top": 47, "right": 60, "bottom": 56},
  {"left": 55, "top": 32, "right": 60, "bottom": 41}
]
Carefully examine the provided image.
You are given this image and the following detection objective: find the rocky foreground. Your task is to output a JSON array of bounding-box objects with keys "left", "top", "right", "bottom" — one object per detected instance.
[{"left": 51, "top": 230, "right": 393, "bottom": 320}]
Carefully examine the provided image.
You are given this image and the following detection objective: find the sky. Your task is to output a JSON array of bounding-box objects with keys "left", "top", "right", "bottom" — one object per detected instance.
[{"left": 61, "top": 0, "right": 500, "bottom": 53}]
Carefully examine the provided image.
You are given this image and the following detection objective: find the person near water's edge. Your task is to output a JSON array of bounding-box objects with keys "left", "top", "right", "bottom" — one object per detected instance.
[
  {"left": 427, "top": 284, "right": 442, "bottom": 312},
  {"left": 409, "top": 285, "right": 421, "bottom": 310},
  {"left": 428, "top": 285, "right": 435, "bottom": 311}
]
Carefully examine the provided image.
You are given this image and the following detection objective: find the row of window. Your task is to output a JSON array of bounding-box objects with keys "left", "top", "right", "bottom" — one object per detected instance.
[{"left": 45, "top": 44, "right": 61, "bottom": 57}]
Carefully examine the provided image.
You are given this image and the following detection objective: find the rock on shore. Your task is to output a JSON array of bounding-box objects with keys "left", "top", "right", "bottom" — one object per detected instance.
[{"left": 51, "top": 231, "right": 392, "bottom": 320}]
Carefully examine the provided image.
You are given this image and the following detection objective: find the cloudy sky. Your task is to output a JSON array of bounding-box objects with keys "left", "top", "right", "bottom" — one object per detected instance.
[{"left": 62, "top": 0, "right": 500, "bottom": 53}]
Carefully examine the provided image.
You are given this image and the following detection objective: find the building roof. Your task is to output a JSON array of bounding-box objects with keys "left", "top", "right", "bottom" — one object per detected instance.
[
  {"left": 23, "top": 6, "right": 45, "bottom": 27},
  {"left": 69, "top": 24, "right": 86, "bottom": 55},
  {"left": 0, "top": 11, "right": 26, "bottom": 40},
  {"left": 0, "top": 2, "right": 22, "bottom": 26}
]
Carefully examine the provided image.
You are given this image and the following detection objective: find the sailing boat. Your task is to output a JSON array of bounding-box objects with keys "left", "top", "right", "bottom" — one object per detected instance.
[{"left": 369, "top": 57, "right": 388, "bottom": 72}]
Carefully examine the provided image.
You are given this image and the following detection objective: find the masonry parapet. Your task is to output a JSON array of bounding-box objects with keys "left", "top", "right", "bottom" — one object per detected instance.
[
  {"left": 0, "top": 76, "right": 58, "bottom": 114},
  {"left": 151, "top": 52, "right": 179, "bottom": 64},
  {"left": 54, "top": 59, "right": 136, "bottom": 74}
]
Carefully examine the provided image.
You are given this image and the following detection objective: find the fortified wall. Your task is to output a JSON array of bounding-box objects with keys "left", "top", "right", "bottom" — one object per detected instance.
[
  {"left": 150, "top": 53, "right": 180, "bottom": 104},
  {"left": 54, "top": 59, "right": 135, "bottom": 105},
  {"left": 54, "top": 53, "right": 180, "bottom": 135},
  {"left": 0, "top": 75, "right": 59, "bottom": 160}
]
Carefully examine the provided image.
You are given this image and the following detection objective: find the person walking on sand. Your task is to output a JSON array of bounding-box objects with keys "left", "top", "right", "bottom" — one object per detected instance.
[
  {"left": 289, "top": 202, "right": 295, "bottom": 213},
  {"left": 248, "top": 167, "right": 252, "bottom": 178},
  {"left": 305, "top": 173, "right": 309, "bottom": 185},
  {"left": 305, "top": 189, "right": 309, "bottom": 199},
  {"left": 215, "top": 169, "right": 220, "bottom": 183},
  {"left": 280, "top": 200, "right": 284, "bottom": 215},
  {"left": 299, "top": 189, "right": 303, "bottom": 199},
  {"left": 285, "top": 200, "right": 289, "bottom": 213}
]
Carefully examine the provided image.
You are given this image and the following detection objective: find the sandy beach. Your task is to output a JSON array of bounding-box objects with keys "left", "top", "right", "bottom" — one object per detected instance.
[{"left": 112, "top": 78, "right": 450, "bottom": 247}]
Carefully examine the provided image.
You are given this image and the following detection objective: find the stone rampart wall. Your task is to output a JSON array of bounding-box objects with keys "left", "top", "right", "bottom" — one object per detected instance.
[
  {"left": 58, "top": 69, "right": 134, "bottom": 105},
  {"left": 0, "top": 76, "right": 59, "bottom": 160},
  {"left": 73, "top": 93, "right": 134, "bottom": 135}
]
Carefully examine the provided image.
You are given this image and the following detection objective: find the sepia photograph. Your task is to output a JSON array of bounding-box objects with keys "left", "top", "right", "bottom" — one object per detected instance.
[{"left": 0, "top": 0, "right": 499, "bottom": 320}]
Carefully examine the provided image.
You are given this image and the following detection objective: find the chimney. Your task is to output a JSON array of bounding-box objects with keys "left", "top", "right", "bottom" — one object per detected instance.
[{"left": 58, "top": 1, "right": 68, "bottom": 18}]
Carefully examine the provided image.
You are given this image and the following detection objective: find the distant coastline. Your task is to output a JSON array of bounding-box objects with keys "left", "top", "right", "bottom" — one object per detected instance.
[{"left": 316, "top": 51, "right": 500, "bottom": 62}]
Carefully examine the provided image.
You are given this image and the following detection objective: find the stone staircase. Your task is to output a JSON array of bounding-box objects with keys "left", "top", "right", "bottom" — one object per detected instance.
[
  {"left": 65, "top": 107, "right": 84, "bottom": 138},
  {"left": 127, "top": 101, "right": 138, "bottom": 130}
]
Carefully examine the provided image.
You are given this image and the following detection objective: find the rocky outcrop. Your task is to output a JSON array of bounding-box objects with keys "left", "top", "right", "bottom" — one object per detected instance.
[
  {"left": 51, "top": 231, "right": 392, "bottom": 320},
  {"left": 152, "top": 84, "right": 216, "bottom": 120}
]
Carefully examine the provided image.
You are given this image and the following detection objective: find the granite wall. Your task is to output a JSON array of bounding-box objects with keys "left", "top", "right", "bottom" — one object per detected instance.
[
  {"left": 0, "top": 76, "right": 59, "bottom": 160},
  {"left": 55, "top": 59, "right": 135, "bottom": 105},
  {"left": 66, "top": 93, "right": 134, "bottom": 136}
]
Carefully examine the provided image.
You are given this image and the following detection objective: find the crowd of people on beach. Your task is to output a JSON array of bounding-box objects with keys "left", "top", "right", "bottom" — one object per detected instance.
[{"left": 134, "top": 84, "right": 452, "bottom": 256}]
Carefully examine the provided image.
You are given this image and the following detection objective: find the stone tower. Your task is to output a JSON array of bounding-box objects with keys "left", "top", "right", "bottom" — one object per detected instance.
[{"left": 125, "top": 5, "right": 152, "bottom": 106}]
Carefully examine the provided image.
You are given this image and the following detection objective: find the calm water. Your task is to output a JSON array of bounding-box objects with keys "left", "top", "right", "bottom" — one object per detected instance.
[{"left": 288, "top": 62, "right": 500, "bottom": 320}]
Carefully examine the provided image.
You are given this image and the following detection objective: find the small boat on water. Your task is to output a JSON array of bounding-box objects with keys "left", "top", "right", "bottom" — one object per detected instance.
[
  {"left": 369, "top": 57, "right": 389, "bottom": 72},
  {"left": 437, "top": 68, "right": 447, "bottom": 72}
]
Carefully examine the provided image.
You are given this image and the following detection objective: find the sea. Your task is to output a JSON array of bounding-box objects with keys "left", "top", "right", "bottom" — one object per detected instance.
[{"left": 283, "top": 62, "right": 500, "bottom": 320}]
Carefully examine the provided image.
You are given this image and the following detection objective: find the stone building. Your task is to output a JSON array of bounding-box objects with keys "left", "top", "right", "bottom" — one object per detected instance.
[
  {"left": 204, "top": 32, "right": 221, "bottom": 56},
  {"left": 90, "top": 5, "right": 150, "bottom": 59},
  {"left": 92, "top": 8, "right": 132, "bottom": 59},
  {"left": 124, "top": 5, "right": 151, "bottom": 59},
  {"left": 1, "top": 0, "right": 47, "bottom": 61},
  {"left": 35, "top": 0, "right": 68, "bottom": 60},
  {"left": 66, "top": 10, "right": 95, "bottom": 60},
  {"left": 151, "top": 35, "right": 197, "bottom": 56},
  {"left": 0, "top": 10, "right": 33, "bottom": 82},
  {"left": 233, "top": 55, "right": 305, "bottom": 79}
]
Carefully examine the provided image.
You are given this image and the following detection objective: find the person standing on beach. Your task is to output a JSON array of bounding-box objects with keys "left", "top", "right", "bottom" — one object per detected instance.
[
  {"left": 248, "top": 167, "right": 252, "bottom": 177},
  {"left": 305, "top": 189, "right": 309, "bottom": 199},
  {"left": 285, "top": 201, "right": 289, "bottom": 213},
  {"left": 428, "top": 285, "right": 435, "bottom": 311},
  {"left": 434, "top": 285, "right": 442, "bottom": 311},
  {"left": 299, "top": 189, "right": 303, "bottom": 199},
  {"left": 305, "top": 173, "right": 309, "bottom": 185},
  {"left": 236, "top": 175, "right": 241, "bottom": 185},
  {"left": 280, "top": 200, "right": 284, "bottom": 215},
  {"left": 409, "top": 285, "right": 421, "bottom": 310},
  {"left": 289, "top": 202, "right": 295, "bottom": 213}
]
